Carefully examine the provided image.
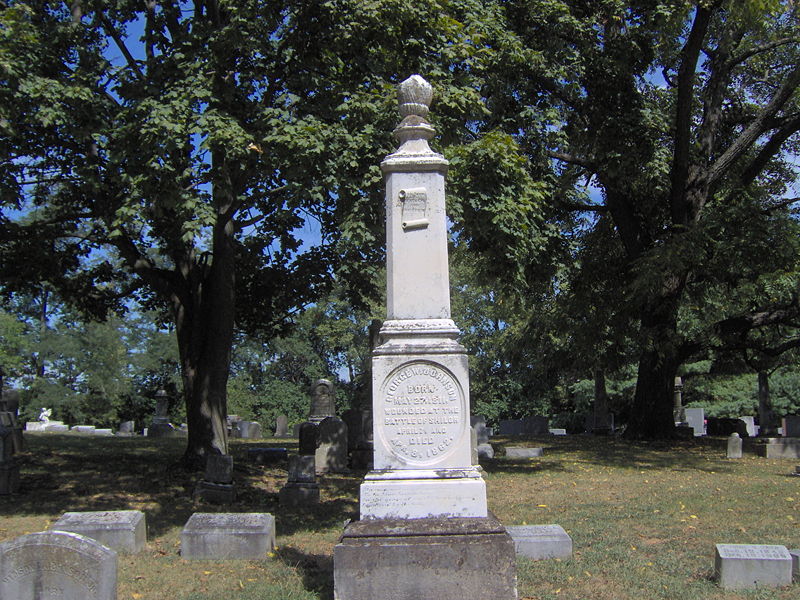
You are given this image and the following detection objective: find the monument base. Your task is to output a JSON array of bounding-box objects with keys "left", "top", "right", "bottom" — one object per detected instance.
[
  {"left": 194, "top": 481, "right": 236, "bottom": 504},
  {"left": 279, "top": 482, "right": 320, "bottom": 505},
  {"left": 360, "top": 469, "right": 487, "bottom": 519},
  {"left": 333, "top": 515, "right": 517, "bottom": 600}
]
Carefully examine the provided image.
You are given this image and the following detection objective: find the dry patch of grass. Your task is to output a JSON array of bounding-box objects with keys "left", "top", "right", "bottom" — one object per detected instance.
[{"left": 1, "top": 433, "right": 798, "bottom": 599}]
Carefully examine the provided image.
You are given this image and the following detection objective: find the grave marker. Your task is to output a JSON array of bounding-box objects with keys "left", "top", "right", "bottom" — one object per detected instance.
[
  {"left": 181, "top": 513, "right": 275, "bottom": 559},
  {"left": 727, "top": 433, "right": 743, "bottom": 459},
  {"left": 0, "top": 531, "right": 117, "bottom": 599},
  {"left": 506, "top": 447, "right": 543, "bottom": 459},
  {"left": 315, "top": 416, "right": 349, "bottom": 473},
  {"left": 274, "top": 414, "right": 288, "bottom": 437},
  {"left": 715, "top": 544, "right": 792, "bottom": 589},
  {"left": 279, "top": 455, "right": 320, "bottom": 505},
  {"left": 506, "top": 525, "right": 573, "bottom": 560},
  {"left": 51, "top": 510, "right": 146, "bottom": 554}
]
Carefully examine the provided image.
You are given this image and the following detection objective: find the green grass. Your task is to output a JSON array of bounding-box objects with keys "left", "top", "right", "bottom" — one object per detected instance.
[{"left": 1, "top": 433, "right": 798, "bottom": 599}]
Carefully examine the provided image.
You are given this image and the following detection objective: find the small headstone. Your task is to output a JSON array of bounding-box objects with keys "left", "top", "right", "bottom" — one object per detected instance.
[
  {"left": 239, "top": 421, "right": 262, "bottom": 439},
  {"left": 298, "top": 421, "right": 318, "bottom": 455},
  {"left": 309, "top": 378, "right": 335, "bottom": 424},
  {"left": 0, "top": 530, "right": 117, "bottom": 599},
  {"left": 246, "top": 447, "right": 288, "bottom": 465},
  {"left": 727, "top": 433, "right": 743, "bottom": 459},
  {"left": 715, "top": 544, "right": 792, "bottom": 589},
  {"left": 684, "top": 407, "right": 706, "bottom": 436},
  {"left": 274, "top": 414, "right": 288, "bottom": 437},
  {"left": 292, "top": 423, "right": 302, "bottom": 438},
  {"left": 477, "top": 443, "right": 495, "bottom": 460},
  {"left": 790, "top": 549, "right": 799, "bottom": 581},
  {"left": 497, "top": 416, "right": 549, "bottom": 435},
  {"left": 93, "top": 428, "right": 113, "bottom": 436},
  {"left": 471, "top": 415, "right": 490, "bottom": 445},
  {"left": 279, "top": 454, "right": 320, "bottom": 505},
  {"left": 26, "top": 421, "right": 45, "bottom": 432},
  {"left": 194, "top": 454, "right": 236, "bottom": 503},
  {"left": 505, "top": 447, "right": 543, "bottom": 459},
  {"left": 181, "top": 513, "right": 276, "bottom": 559},
  {"left": 45, "top": 423, "right": 69, "bottom": 432},
  {"left": 51, "top": 510, "right": 146, "bottom": 554},
  {"left": 782, "top": 416, "right": 800, "bottom": 437},
  {"left": 118, "top": 421, "right": 134, "bottom": 434},
  {"left": 315, "top": 416, "right": 348, "bottom": 473},
  {"left": 549, "top": 428, "right": 567, "bottom": 436},
  {"left": 506, "top": 525, "right": 573, "bottom": 560},
  {"left": 71, "top": 425, "right": 96, "bottom": 434}
]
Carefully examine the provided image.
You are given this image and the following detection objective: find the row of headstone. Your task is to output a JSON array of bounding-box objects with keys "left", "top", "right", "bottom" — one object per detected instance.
[
  {"left": 497, "top": 416, "right": 549, "bottom": 436},
  {"left": 0, "top": 510, "right": 278, "bottom": 598}
]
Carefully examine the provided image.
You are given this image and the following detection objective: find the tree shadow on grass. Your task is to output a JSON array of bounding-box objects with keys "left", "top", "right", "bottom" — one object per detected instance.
[
  {"left": 278, "top": 545, "right": 334, "bottom": 600},
  {"left": 484, "top": 435, "right": 736, "bottom": 474},
  {"left": 0, "top": 434, "right": 355, "bottom": 541}
]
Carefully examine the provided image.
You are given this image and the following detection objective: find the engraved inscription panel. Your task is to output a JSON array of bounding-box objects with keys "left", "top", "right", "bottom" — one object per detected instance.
[
  {"left": 398, "top": 187, "right": 429, "bottom": 230},
  {"left": 716, "top": 544, "right": 790, "bottom": 560},
  {"left": 379, "top": 361, "right": 465, "bottom": 465}
]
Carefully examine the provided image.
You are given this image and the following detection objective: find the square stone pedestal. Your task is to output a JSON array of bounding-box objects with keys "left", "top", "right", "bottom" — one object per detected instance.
[{"left": 333, "top": 515, "right": 517, "bottom": 600}]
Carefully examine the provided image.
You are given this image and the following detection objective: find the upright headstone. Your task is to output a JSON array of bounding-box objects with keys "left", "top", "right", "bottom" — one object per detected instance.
[
  {"left": 727, "top": 433, "right": 743, "bottom": 459},
  {"left": 315, "top": 416, "right": 348, "bottom": 473},
  {"left": 309, "top": 379, "right": 335, "bottom": 424},
  {"left": 334, "top": 75, "right": 515, "bottom": 600},
  {"left": 274, "top": 414, "right": 288, "bottom": 437},
  {"left": 148, "top": 390, "right": 175, "bottom": 438},
  {"left": 279, "top": 454, "right": 320, "bottom": 505},
  {"left": 51, "top": 510, "right": 146, "bottom": 554},
  {"left": 194, "top": 454, "right": 236, "bottom": 503},
  {"left": 0, "top": 390, "right": 23, "bottom": 452},
  {"left": 298, "top": 421, "right": 318, "bottom": 456},
  {"left": 739, "top": 416, "right": 757, "bottom": 437},
  {"left": 782, "top": 415, "right": 800, "bottom": 437},
  {"left": 0, "top": 531, "right": 117, "bottom": 599},
  {"left": 684, "top": 407, "right": 706, "bottom": 436},
  {"left": 118, "top": 420, "right": 134, "bottom": 434}
]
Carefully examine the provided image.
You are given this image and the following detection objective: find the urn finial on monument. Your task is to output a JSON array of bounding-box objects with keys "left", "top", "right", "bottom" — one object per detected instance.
[{"left": 390, "top": 74, "right": 438, "bottom": 156}]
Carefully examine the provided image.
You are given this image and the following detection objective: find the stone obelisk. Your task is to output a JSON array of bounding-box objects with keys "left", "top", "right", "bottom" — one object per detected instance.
[
  {"left": 333, "top": 75, "right": 516, "bottom": 600},
  {"left": 359, "top": 74, "right": 487, "bottom": 519}
]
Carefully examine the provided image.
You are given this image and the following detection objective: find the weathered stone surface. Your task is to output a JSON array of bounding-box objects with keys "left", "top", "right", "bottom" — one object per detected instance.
[
  {"left": 309, "top": 379, "right": 336, "bottom": 424},
  {"left": 506, "top": 525, "right": 572, "bottom": 560},
  {"left": 181, "top": 513, "right": 275, "bottom": 559},
  {"left": 146, "top": 422, "right": 176, "bottom": 438},
  {"left": 71, "top": 425, "right": 96, "bottom": 434},
  {"left": 298, "top": 421, "right": 318, "bottom": 456},
  {"left": 51, "top": 510, "right": 146, "bottom": 554},
  {"left": 715, "top": 544, "right": 792, "bottom": 590},
  {"left": 762, "top": 438, "right": 800, "bottom": 459},
  {"left": 204, "top": 454, "right": 233, "bottom": 484},
  {"left": 279, "top": 482, "right": 320, "bottom": 505},
  {"left": 315, "top": 416, "right": 348, "bottom": 473},
  {"left": 118, "top": 421, "right": 134, "bottom": 433},
  {"left": 505, "top": 447, "right": 543, "bottom": 459},
  {"left": 684, "top": 407, "right": 706, "bottom": 436},
  {"left": 238, "top": 421, "right": 262, "bottom": 439},
  {"left": 274, "top": 414, "right": 288, "bottom": 437},
  {"left": 193, "top": 480, "right": 236, "bottom": 504},
  {"left": 288, "top": 455, "right": 316, "bottom": 483},
  {"left": 782, "top": 416, "right": 800, "bottom": 437},
  {"left": 727, "top": 433, "right": 743, "bottom": 459},
  {"left": 790, "top": 549, "right": 799, "bottom": 581},
  {"left": 334, "top": 516, "right": 517, "bottom": 600},
  {"left": 477, "top": 443, "right": 494, "bottom": 460},
  {"left": 548, "top": 428, "right": 567, "bottom": 436},
  {"left": 0, "top": 531, "right": 117, "bottom": 599}
]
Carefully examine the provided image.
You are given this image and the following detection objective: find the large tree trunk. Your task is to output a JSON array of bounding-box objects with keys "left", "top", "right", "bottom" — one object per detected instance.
[
  {"left": 624, "top": 289, "right": 683, "bottom": 439},
  {"left": 757, "top": 370, "right": 777, "bottom": 436},
  {"left": 175, "top": 200, "right": 237, "bottom": 469}
]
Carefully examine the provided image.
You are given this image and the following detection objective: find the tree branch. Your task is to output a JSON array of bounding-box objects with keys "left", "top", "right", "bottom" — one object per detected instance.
[
  {"left": 670, "top": 6, "right": 713, "bottom": 226},
  {"left": 708, "top": 63, "right": 800, "bottom": 186},
  {"left": 548, "top": 150, "right": 596, "bottom": 171},
  {"left": 98, "top": 12, "right": 144, "bottom": 80},
  {"left": 728, "top": 36, "right": 800, "bottom": 69},
  {"left": 739, "top": 114, "right": 800, "bottom": 187}
]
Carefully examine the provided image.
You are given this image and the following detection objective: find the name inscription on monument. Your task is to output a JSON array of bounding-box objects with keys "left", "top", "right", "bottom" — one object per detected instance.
[{"left": 380, "top": 361, "right": 464, "bottom": 465}]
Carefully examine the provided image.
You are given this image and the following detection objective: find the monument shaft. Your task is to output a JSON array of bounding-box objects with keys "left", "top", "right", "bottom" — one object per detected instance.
[{"left": 361, "top": 75, "right": 487, "bottom": 520}]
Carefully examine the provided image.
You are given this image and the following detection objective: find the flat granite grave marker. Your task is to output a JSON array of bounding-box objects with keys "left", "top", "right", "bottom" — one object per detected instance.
[
  {"left": 0, "top": 530, "right": 117, "bottom": 599},
  {"left": 505, "top": 447, "right": 543, "bottom": 459},
  {"left": 505, "top": 525, "right": 573, "bottom": 560},
  {"left": 51, "top": 510, "right": 146, "bottom": 554},
  {"left": 181, "top": 513, "right": 275, "bottom": 559},
  {"left": 715, "top": 544, "right": 792, "bottom": 589}
]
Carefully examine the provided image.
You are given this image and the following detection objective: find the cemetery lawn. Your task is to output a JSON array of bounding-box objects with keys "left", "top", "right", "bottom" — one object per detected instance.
[{"left": 1, "top": 434, "right": 797, "bottom": 600}]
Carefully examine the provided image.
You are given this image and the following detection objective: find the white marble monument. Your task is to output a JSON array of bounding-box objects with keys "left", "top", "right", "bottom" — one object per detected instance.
[{"left": 359, "top": 75, "right": 487, "bottom": 520}]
